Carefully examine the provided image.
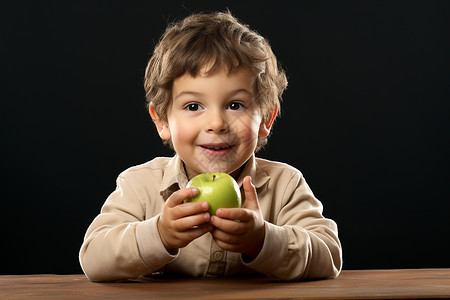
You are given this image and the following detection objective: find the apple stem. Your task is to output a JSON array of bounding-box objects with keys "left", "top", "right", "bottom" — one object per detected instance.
[{"left": 212, "top": 175, "right": 216, "bottom": 181}]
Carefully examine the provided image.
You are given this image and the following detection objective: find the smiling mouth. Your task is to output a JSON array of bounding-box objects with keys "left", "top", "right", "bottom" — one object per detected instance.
[
  {"left": 199, "top": 143, "right": 234, "bottom": 157},
  {"left": 200, "top": 143, "right": 233, "bottom": 151}
]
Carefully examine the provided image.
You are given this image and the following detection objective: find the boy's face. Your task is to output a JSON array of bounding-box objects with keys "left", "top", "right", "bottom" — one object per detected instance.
[{"left": 157, "top": 67, "right": 272, "bottom": 179}]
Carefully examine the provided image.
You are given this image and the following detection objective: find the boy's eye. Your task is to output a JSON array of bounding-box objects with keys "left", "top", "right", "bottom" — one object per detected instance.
[
  {"left": 228, "top": 102, "right": 245, "bottom": 110},
  {"left": 184, "top": 103, "right": 202, "bottom": 111}
]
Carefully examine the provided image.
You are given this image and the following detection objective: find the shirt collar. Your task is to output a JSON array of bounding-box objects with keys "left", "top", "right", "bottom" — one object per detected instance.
[
  {"left": 159, "top": 154, "right": 271, "bottom": 200},
  {"left": 159, "top": 155, "right": 189, "bottom": 200},
  {"left": 235, "top": 154, "right": 271, "bottom": 190}
]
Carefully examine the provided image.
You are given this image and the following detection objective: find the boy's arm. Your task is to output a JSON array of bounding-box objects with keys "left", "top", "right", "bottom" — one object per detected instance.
[
  {"left": 79, "top": 176, "right": 175, "bottom": 282},
  {"left": 242, "top": 171, "right": 342, "bottom": 280}
]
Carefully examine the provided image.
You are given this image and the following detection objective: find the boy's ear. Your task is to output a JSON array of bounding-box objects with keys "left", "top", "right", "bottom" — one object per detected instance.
[
  {"left": 149, "top": 104, "right": 171, "bottom": 140},
  {"left": 258, "top": 107, "right": 278, "bottom": 138}
]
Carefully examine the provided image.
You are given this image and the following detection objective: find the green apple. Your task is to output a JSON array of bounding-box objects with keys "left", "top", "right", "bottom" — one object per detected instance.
[{"left": 185, "top": 172, "right": 242, "bottom": 215}]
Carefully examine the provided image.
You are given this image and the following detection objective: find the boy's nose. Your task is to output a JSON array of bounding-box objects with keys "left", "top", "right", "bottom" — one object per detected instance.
[{"left": 206, "top": 110, "right": 228, "bottom": 134}]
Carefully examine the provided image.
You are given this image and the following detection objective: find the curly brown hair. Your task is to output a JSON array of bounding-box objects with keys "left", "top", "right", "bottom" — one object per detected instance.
[{"left": 144, "top": 11, "right": 287, "bottom": 151}]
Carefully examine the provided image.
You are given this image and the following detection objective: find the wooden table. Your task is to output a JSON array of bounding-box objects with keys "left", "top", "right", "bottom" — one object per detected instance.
[{"left": 1, "top": 269, "right": 449, "bottom": 299}]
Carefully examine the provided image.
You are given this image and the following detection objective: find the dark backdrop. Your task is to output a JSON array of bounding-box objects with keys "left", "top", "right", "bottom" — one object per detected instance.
[{"left": 1, "top": 1, "right": 449, "bottom": 275}]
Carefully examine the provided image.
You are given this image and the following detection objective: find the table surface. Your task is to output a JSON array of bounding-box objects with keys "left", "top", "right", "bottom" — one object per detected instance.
[{"left": 1, "top": 269, "right": 449, "bottom": 299}]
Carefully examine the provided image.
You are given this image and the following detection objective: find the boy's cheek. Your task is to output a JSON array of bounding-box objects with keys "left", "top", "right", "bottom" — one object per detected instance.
[{"left": 171, "top": 124, "right": 198, "bottom": 146}]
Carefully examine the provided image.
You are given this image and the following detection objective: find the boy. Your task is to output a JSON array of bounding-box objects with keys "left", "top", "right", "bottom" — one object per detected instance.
[{"left": 79, "top": 11, "right": 342, "bottom": 282}]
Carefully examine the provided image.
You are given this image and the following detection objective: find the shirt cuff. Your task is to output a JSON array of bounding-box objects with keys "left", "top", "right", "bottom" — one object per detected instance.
[
  {"left": 241, "top": 221, "right": 288, "bottom": 275},
  {"left": 136, "top": 215, "right": 179, "bottom": 272}
]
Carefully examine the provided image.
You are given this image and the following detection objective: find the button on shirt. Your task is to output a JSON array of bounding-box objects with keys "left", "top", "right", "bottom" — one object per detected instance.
[
  {"left": 79, "top": 155, "right": 342, "bottom": 282},
  {"left": 213, "top": 251, "right": 224, "bottom": 262}
]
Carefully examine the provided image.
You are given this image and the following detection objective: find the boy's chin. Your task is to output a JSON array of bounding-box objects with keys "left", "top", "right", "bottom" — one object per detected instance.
[{"left": 184, "top": 155, "right": 247, "bottom": 179}]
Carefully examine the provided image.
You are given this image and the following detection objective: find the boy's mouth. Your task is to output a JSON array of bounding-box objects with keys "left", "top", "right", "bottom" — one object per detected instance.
[
  {"left": 199, "top": 143, "right": 234, "bottom": 157},
  {"left": 200, "top": 143, "right": 233, "bottom": 151}
]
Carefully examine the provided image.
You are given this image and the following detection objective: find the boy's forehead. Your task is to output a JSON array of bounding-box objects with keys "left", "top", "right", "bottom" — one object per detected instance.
[
  {"left": 198, "top": 61, "right": 249, "bottom": 77},
  {"left": 173, "top": 66, "right": 256, "bottom": 92},
  {"left": 180, "top": 62, "right": 256, "bottom": 81}
]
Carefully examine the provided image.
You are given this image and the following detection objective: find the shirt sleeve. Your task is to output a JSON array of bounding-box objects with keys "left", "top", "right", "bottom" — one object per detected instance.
[
  {"left": 242, "top": 171, "right": 342, "bottom": 280},
  {"left": 79, "top": 175, "right": 177, "bottom": 282}
]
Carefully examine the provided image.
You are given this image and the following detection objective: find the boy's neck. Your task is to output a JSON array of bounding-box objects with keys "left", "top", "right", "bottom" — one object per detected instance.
[{"left": 182, "top": 160, "right": 248, "bottom": 181}]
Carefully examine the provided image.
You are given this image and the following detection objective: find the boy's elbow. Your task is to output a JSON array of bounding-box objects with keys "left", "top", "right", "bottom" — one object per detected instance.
[
  {"left": 79, "top": 248, "right": 107, "bottom": 282},
  {"left": 296, "top": 231, "right": 342, "bottom": 281},
  {"left": 79, "top": 251, "right": 130, "bottom": 282},
  {"left": 79, "top": 242, "right": 123, "bottom": 282},
  {"left": 327, "top": 239, "right": 343, "bottom": 279},
  {"left": 79, "top": 239, "right": 152, "bottom": 282},
  {"left": 328, "top": 258, "right": 342, "bottom": 279},
  {"left": 332, "top": 238, "right": 343, "bottom": 278}
]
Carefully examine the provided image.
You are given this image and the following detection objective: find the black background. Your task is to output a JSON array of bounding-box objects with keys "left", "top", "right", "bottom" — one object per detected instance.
[{"left": 1, "top": 1, "right": 449, "bottom": 275}]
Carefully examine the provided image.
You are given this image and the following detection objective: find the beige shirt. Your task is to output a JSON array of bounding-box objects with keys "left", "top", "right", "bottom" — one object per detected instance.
[{"left": 79, "top": 155, "right": 342, "bottom": 282}]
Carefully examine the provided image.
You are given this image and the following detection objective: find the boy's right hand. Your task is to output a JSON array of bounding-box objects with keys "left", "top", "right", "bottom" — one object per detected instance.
[{"left": 157, "top": 187, "right": 212, "bottom": 252}]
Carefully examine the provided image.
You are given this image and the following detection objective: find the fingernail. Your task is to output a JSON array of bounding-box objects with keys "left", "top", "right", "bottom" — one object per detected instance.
[
  {"left": 201, "top": 201, "right": 209, "bottom": 209},
  {"left": 204, "top": 213, "right": 210, "bottom": 221},
  {"left": 191, "top": 187, "right": 199, "bottom": 194}
]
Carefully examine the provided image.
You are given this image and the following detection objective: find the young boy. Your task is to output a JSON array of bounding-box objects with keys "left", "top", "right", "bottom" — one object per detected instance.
[{"left": 79, "top": 11, "right": 342, "bottom": 282}]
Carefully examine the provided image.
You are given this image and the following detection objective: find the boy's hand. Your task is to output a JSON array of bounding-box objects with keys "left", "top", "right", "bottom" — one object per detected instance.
[
  {"left": 157, "top": 187, "right": 213, "bottom": 252},
  {"left": 210, "top": 176, "right": 265, "bottom": 258}
]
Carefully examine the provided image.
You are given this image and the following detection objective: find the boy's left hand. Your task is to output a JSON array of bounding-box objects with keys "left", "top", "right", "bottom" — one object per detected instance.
[{"left": 210, "top": 176, "right": 265, "bottom": 258}]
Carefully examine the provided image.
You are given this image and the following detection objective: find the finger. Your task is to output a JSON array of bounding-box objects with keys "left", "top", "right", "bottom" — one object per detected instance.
[
  {"left": 173, "top": 212, "right": 211, "bottom": 231},
  {"left": 166, "top": 187, "right": 199, "bottom": 208},
  {"left": 184, "top": 223, "right": 214, "bottom": 239},
  {"left": 211, "top": 228, "right": 242, "bottom": 244},
  {"left": 213, "top": 238, "right": 241, "bottom": 253},
  {"left": 216, "top": 207, "right": 252, "bottom": 222},
  {"left": 173, "top": 223, "right": 214, "bottom": 248},
  {"left": 174, "top": 201, "right": 209, "bottom": 219},
  {"left": 242, "top": 176, "right": 259, "bottom": 211},
  {"left": 210, "top": 215, "right": 247, "bottom": 234}
]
